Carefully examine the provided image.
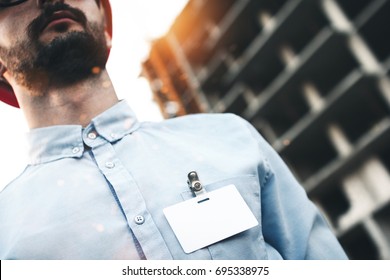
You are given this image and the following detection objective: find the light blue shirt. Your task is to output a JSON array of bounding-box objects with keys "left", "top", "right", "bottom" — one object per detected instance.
[{"left": 0, "top": 100, "right": 347, "bottom": 259}]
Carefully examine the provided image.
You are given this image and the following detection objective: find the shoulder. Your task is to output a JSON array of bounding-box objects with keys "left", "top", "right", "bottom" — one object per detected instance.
[
  {"left": 140, "top": 113, "right": 251, "bottom": 134},
  {"left": 136, "top": 113, "right": 269, "bottom": 163},
  {"left": 0, "top": 165, "right": 32, "bottom": 201},
  {"left": 170, "top": 112, "right": 245, "bottom": 124}
]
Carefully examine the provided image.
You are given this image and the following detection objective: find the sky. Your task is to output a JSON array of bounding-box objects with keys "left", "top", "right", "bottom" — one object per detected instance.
[{"left": 0, "top": 0, "right": 189, "bottom": 189}]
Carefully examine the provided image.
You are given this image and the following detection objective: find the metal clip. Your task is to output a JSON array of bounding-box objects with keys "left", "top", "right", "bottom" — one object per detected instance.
[{"left": 187, "top": 171, "right": 206, "bottom": 197}]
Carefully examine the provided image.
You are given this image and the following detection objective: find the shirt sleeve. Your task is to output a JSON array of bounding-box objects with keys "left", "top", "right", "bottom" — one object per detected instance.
[{"left": 241, "top": 117, "right": 348, "bottom": 259}]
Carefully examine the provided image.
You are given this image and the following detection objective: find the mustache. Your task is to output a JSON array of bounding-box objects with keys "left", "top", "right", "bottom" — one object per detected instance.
[{"left": 28, "top": 2, "right": 87, "bottom": 40}]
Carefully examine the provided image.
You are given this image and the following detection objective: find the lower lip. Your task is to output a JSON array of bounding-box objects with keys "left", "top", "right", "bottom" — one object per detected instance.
[{"left": 44, "top": 18, "right": 78, "bottom": 30}]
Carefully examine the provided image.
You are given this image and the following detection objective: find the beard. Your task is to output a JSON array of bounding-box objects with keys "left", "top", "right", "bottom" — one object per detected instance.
[
  {"left": 35, "top": 25, "right": 108, "bottom": 86},
  {"left": 0, "top": 3, "right": 109, "bottom": 92}
]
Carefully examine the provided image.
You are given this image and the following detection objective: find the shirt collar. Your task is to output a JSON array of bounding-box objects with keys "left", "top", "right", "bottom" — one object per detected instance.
[{"left": 27, "top": 100, "right": 139, "bottom": 165}]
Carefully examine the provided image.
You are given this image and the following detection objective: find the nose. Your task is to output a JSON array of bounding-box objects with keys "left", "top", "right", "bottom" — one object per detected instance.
[{"left": 36, "top": 0, "right": 65, "bottom": 8}]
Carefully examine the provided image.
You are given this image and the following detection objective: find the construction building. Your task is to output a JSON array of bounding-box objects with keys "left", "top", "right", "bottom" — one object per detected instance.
[{"left": 142, "top": 0, "right": 390, "bottom": 259}]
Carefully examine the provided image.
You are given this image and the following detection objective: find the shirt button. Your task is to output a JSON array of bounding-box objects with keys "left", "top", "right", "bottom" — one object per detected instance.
[
  {"left": 72, "top": 147, "right": 80, "bottom": 154},
  {"left": 87, "top": 132, "right": 97, "bottom": 140},
  {"left": 105, "top": 161, "right": 115, "bottom": 169},
  {"left": 134, "top": 215, "right": 145, "bottom": 225}
]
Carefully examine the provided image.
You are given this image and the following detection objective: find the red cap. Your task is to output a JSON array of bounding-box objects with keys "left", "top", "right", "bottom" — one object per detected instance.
[{"left": 0, "top": 0, "right": 113, "bottom": 108}]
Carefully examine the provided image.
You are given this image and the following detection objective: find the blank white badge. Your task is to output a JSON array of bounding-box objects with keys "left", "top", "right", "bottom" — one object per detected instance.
[{"left": 163, "top": 184, "right": 258, "bottom": 253}]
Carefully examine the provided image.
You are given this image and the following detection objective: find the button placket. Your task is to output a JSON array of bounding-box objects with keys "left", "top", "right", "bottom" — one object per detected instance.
[{"left": 90, "top": 142, "right": 173, "bottom": 259}]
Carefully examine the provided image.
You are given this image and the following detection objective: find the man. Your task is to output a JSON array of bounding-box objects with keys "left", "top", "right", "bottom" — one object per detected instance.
[{"left": 0, "top": 0, "right": 347, "bottom": 259}]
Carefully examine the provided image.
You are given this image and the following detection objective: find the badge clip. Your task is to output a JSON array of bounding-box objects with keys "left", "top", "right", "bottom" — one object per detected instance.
[{"left": 187, "top": 171, "right": 207, "bottom": 197}]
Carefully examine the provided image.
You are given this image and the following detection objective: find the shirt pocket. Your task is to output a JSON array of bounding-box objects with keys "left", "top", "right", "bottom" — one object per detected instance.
[{"left": 180, "top": 175, "right": 268, "bottom": 260}]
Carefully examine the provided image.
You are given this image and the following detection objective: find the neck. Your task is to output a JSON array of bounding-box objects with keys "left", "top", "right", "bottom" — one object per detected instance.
[{"left": 15, "top": 70, "right": 119, "bottom": 129}]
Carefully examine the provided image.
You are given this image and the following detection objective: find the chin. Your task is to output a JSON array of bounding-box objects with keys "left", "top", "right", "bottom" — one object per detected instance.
[{"left": 35, "top": 28, "right": 108, "bottom": 86}]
